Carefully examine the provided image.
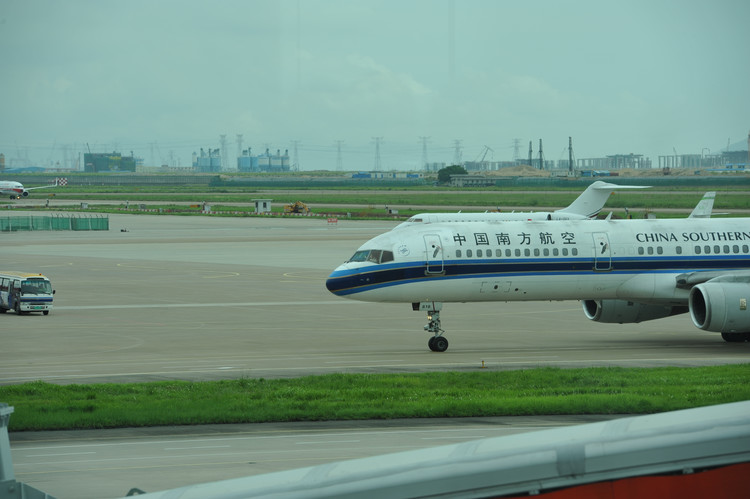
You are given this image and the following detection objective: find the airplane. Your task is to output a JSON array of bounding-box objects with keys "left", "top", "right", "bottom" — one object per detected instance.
[
  {"left": 393, "top": 180, "right": 649, "bottom": 229},
  {"left": 326, "top": 215, "right": 750, "bottom": 351},
  {"left": 0, "top": 179, "right": 60, "bottom": 199}
]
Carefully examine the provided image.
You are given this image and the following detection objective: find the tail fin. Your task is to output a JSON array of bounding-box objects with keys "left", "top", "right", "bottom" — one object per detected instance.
[
  {"left": 688, "top": 192, "right": 715, "bottom": 219},
  {"left": 556, "top": 181, "right": 650, "bottom": 219}
]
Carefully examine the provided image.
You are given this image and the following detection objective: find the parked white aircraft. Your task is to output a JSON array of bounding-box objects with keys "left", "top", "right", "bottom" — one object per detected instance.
[
  {"left": 393, "top": 180, "right": 648, "bottom": 229},
  {"left": 326, "top": 216, "right": 750, "bottom": 351},
  {"left": 0, "top": 179, "right": 59, "bottom": 199}
]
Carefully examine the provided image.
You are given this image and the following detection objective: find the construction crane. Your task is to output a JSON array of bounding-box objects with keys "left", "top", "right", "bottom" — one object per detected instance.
[{"left": 475, "top": 145, "right": 493, "bottom": 170}]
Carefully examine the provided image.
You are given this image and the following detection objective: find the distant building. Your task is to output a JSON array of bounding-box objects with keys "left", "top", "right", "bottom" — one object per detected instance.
[
  {"left": 237, "top": 148, "right": 290, "bottom": 173},
  {"left": 449, "top": 174, "right": 495, "bottom": 187},
  {"left": 193, "top": 148, "right": 222, "bottom": 173},
  {"left": 579, "top": 154, "right": 651, "bottom": 170},
  {"left": 83, "top": 152, "right": 136, "bottom": 172}
]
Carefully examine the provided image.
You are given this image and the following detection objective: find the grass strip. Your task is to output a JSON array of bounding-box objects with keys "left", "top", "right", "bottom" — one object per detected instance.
[{"left": 2, "top": 366, "right": 749, "bottom": 431}]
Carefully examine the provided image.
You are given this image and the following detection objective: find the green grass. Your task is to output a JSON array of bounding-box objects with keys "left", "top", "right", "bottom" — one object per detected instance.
[{"left": 2, "top": 366, "right": 748, "bottom": 431}]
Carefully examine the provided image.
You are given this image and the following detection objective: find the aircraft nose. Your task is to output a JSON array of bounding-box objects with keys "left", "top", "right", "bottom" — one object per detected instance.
[
  {"left": 325, "top": 267, "right": 350, "bottom": 296},
  {"left": 325, "top": 274, "right": 336, "bottom": 294}
]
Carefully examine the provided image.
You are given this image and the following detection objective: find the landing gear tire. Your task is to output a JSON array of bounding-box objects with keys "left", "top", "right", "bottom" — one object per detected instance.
[
  {"left": 43, "top": 310, "right": 49, "bottom": 316},
  {"left": 428, "top": 336, "right": 449, "bottom": 352}
]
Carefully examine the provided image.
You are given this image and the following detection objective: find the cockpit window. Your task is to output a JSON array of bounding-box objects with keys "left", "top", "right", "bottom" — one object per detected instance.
[
  {"left": 406, "top": 217, "right": 423, "bottom": 223},
  {"left": 347, "top": 249, "right": 394, "bottom": 264}
]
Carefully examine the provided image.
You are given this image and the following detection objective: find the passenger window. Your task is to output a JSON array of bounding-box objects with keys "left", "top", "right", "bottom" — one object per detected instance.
[
  {"left": 505, "top": 249, "right": 511, "bottom": 257},
  {"left": 704, "top": 245, "right": 711, "bottom": 254},
  {"left": 467, "top": 249, "right": 473, "bottom": 257},
  {"left": 733, "top": 245, "right": 740, "bottom": 253},
  {"left": 477, "top": 249, "right": 483, "bottom": 257},
  {"left": 524, "top": 249, "right": 530, "bottom": 257},
  {"left": 456, "top": 250, "right": 462, "bottom": 258},
  {"left": 496, "top": 249, "right": 502, "bottom": 257},
  {"left": 533, "top": 248, "right": 540, "bottom": 256},
  {"left": 657, "top": 246, "right": 663, "bottom": 255},
  {"left": 638, "top": 247, "right": 644, "bottom": 255},
  {"left": 744, "top": 245, "right": 749, "bottom": 253},
  {"left": 562, "top": 248, "right": 568, "bottom": 256},
  {"left": 572, "top": 248, "right": 578, "bottom": 256},
  {"left": 515, "top": 249, "right": 521, "bottom": 257},
  {"left": 676, "top": 246, "right": 682, "bottom": 255},
  {"left": 552, "top": 248, "right": 559, "bottom": 256},
  {"left": 723, "top": 245, "right": 730, "bottom": 254},
  {"left": 543, "top": 248, "right": 549, "bottom": 256},
  {"left": 695, "top": 246, "right": 701, "bottom": 254},
  {"left": 713, "top": 245, "right": 720, "bottom": 254}
]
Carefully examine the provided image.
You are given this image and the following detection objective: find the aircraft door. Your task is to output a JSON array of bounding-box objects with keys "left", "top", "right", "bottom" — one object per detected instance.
[
  {"left": 423, "top": 234, "right": 444, "bottom": 274},
  {"left": 593, "top": 232, "right": 612, "bottom": 271}
]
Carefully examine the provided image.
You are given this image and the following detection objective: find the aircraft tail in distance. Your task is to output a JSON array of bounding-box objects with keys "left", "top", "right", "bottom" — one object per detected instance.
[
  {"left": 555, "top": 180, "right": 650, "bottom": 219},
  {"left": 688, "top": 192, "right": 716, "bottom": 219}
]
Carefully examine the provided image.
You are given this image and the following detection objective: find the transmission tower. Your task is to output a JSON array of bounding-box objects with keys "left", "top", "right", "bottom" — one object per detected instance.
[
  {"left": 236, "top": 134, "right": 243, "bottom": 170},
  {"left": 418, "top": 136, "right": 430, "bottom": 170},
  {"left": 291, "top": 140, "right": 301, "bottom": 171},
  {"left": 452, "top": 139, "right": 463, "bottom": 165},
  {"left": 335, "top": 140, "right": 344, "bottom": 171},
  {"left": 513, "top": 138, "right": 521, "bottom": 162},
  {"left": 219, "top": 134, "right": 228, "bottom": 171},
  {"left": 372, "top": 137, "right": 383, "bottom": 171}
]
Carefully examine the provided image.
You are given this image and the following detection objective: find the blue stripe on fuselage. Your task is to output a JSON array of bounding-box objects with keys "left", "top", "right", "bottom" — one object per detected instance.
[{"left": 325, "top": 255, "right": 750, "bottom": 296}]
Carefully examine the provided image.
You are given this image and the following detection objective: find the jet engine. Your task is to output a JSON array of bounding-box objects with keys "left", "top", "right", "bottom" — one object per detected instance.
[
  {"left": 582, "top": 299, "right": 687, "bottom": 324},
  {"left": 689, "top": 282, "right": 750, "bottom": 333}
]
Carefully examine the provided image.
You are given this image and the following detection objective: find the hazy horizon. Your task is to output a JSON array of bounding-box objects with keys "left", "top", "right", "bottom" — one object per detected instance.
[{"left": 2, "top": 0, "right": 749, "bottom": 171}]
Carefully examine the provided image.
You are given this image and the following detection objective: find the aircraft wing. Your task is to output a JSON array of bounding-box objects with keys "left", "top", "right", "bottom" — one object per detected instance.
[
  {"left": 25, "top": 183, "right": 60, "bottom": 190},
  {"left": 676, "top": 269, "right": 750, "bottom": 288}
]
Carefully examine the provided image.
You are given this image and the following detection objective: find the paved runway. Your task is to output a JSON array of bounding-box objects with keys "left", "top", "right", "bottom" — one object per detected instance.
[
  {"left": 2, "top": 212, "right": 749, "bottom": 386},
  {"left": 3, "top": 211, "right": 749, "bottom": 498}
]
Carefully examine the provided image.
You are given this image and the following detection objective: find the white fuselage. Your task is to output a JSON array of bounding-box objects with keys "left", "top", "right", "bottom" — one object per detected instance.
[
  {"left": 0, "top": 181, "right": 26, "bottom": 198},
  {"left": 327, "top": 217, "right": 750, "bottom": 306}
]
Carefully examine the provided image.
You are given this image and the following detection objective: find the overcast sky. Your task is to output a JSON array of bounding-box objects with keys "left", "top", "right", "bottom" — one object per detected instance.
[{"left": 2, "top": 0, "right": 749, "bottom": 170}]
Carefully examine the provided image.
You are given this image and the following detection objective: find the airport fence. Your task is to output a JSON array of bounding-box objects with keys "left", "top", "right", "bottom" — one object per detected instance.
[{"left": 0, "top": 215, "right": 109, "bottom": 231}]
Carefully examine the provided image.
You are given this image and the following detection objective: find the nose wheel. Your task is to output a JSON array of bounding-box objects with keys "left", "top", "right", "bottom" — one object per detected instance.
[
  {"left": 424, "top": 309, "right": 449, "bottom": 352},
  {"left": 428, "top": 334, "right": 449, "bottom": 352}
]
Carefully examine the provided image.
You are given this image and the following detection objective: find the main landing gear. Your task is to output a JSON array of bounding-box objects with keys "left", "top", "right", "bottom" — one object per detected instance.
[{"left": 414, "top": 302, "right": 449, "bottom": 352}]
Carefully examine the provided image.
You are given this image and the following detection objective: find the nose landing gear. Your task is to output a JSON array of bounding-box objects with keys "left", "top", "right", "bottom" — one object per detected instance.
[{"left": 414, "top": 302, "right": 449, "bottom": 352}]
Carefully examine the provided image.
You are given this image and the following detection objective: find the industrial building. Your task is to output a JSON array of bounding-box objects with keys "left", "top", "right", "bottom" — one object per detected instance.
[
  {"left": 83, "top": 152, "right": 136, "bottom": 172},
  {"left": 192, "top": 148, "right": 222, "bottom": 173},
  {"left": 237, "top": 148, "right": 290, "bottom": 173}
]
